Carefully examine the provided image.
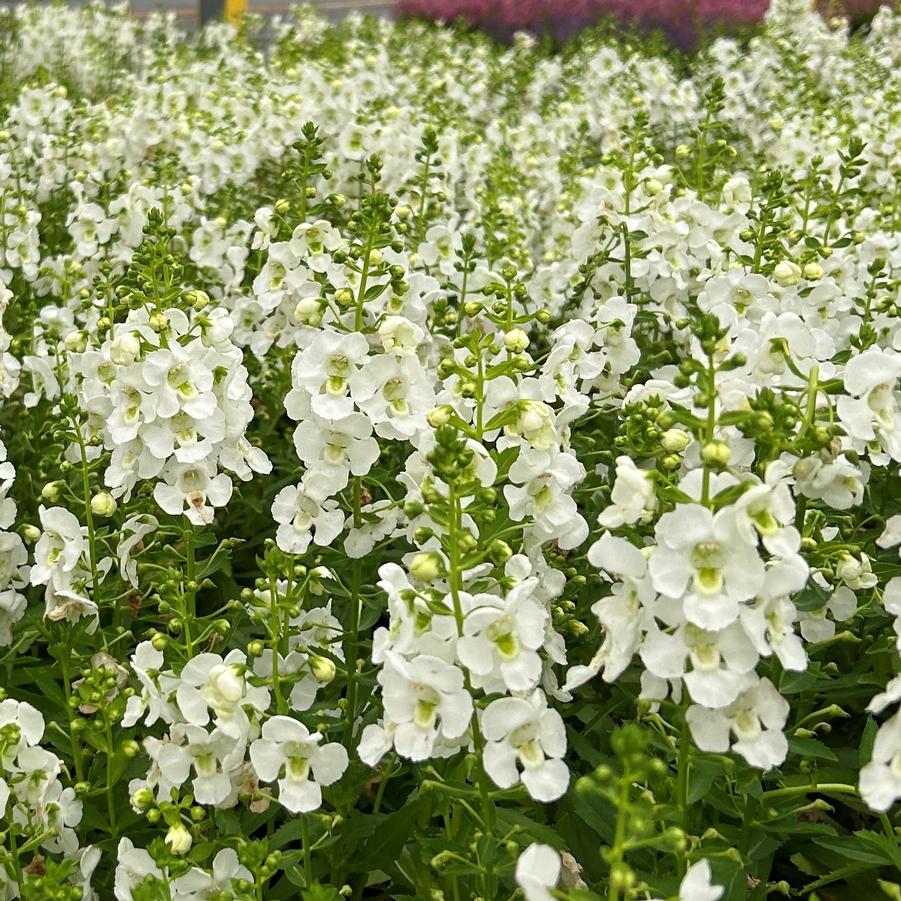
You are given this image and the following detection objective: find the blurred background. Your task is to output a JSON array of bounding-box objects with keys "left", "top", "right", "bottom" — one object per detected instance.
[{"left": 0, "top": 0, "right": 893, "bottom": 46}]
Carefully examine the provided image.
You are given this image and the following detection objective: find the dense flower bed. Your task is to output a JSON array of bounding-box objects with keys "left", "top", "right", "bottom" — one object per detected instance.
[
  {"left": 395, "top": 0, "right": 891, "bottom": 46},
  {"left": 1, "top": 0, "right": 901, "bottom": 898}
]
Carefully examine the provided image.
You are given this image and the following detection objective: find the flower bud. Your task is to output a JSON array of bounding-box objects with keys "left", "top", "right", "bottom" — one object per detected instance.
[
  {"left": 487, "top": 539, "right": 512, "bottom": 565},
  {"left": 131, "top": 788, "right": 155, "bottom": 812},
  {"left": 90, "top": 492, "right": 117, "bottom": 518},
  {"left": 293, "top": 297, "right": 324, "bottom": 327},
  {"left": 41, "top": 482, "right": 61, "bottom": 502},
  {"left": 275, "top": 198, "right": 291, "bottom": 213},
  {"left": 148, "top": 312, "right": 169, "bottom": 332},
  {"left": 186, "top": 289, "right": 210, "bottom": 311},
  {"left": 503, "top": 328, "right": 529, "bottom": 353},
  {"left": 310, "top": 655, "right": 337, "bottom": 684},
  {"left": 22, "top": 524, "right": 40, "bottom": 544},
  {"left": 660, "top": 428, "right": 690, "bottom": 453},
  {"left": 151, "top": 633, "right": 168, "bottom": 651},
  {"left": 701, "top": 440, "right": 731, "bottom": 466},
  {"left": 334, "top": 287, "right": 354, "bottom": 307},
  {"left": 410, "top": 552, "right": 444, "bottom": 582},
  {"left": 64, "top": 331, "right": 87, "bottom": 353},
  {"left": 774, "top": 260, "right": 802, "bottom": 287},
  {"left": 802, "top": 261, "right": 824, "bottom": 280},
  {"left": 165, "top": 824, "right": 192, "bottom": 855},
  {"left": 427, "top": 405, "right": 453, "bottom": 428}
]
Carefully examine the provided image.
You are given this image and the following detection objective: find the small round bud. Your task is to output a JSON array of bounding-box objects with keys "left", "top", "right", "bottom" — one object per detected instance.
[
  {"left": 410, "top": 552, "right": 444, "bottom": 582},
  {"left": 427, "top": 405, "right": 454, "bottom": 428},
  {"left": 131, "top": 788, "right": 155, "bottom": 811},
  {"left": 802, "top": 261, "right": 824, "bottom": 281},
  {"left": 660, "top": 428, "right": 690, "bottom": 453},
  {"left": 165, "top": 824, "right": 192, "bottom": 855},
  {"left": 701, "top": 440, "right": 732, "bottom": 467},
  {"left": 41, "top": 482, "right": 61, "bottom": 503},
  {"left": 185, "top": 289, "right": 210, "bottom": 310},
  {"left": 774, "top": 260, "right": 802, "bottom": 287},
  {"left": 151, "top": 634, "right": 169, "bottom": 651},
  {"left": 503, "top": 328, "right": 529, "bottom": 353},
  {"left": 90, "top": 492, "right": 118, "bottom": 518}
]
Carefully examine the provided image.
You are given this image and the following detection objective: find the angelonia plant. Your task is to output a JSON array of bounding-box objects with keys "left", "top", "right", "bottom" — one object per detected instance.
[{"left": 2, "top": 0, "right": 901, "bottom": 899}]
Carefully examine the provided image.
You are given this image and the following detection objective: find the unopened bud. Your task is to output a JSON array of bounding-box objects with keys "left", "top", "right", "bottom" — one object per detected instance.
[
  {"left": 165, "top": 824, "right": 192, "bottom": 855},
  {"left": 310, "top": 655, "right": 337, "bottom": 684},
  {"left": 410, "top": 552, "right": 444, "bottom": 582},
  {"left": 660, "top": 428, "right": 690, "bottom": 453},
  {"left": 90, "top": 492, "right": 117, "bottom": 518},
  {"left": 503, "top": 328, "right": 529, "bottom": 353}
]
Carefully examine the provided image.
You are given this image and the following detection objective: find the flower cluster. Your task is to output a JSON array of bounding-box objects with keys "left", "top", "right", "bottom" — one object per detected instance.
[{"left": 0, "top": 0, "right": 901, "bottom": 898}]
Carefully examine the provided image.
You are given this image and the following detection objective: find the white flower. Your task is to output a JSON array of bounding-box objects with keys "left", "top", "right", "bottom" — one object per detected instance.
[
  {"left": 505, "top": 448, "right": 588, "bottom": 550},
  {"left": 686, "top": 677, "right": 789, "bottom": 769},
  {"left": 515, "top": 843, "right": 561, "bottom": 901},
  {"left": 148, "top": 724, "right": 245, "bottom": 806},
  {"left": 271, "top": 483, "right": 344, "bottom": 554},
  {"left": 288, "top": 329, "right": 369, "bottom": 420},
  {"left": 250, "top": 716, "right": 348, "bottom": 812},
  {"left": 122, "top": 641, "right": 176, "bottom": 728},
  {"left": 171, "top": 848, "right": 253, "bottom": 900},
  {"left": 597, "top": 455, "right": 656, "bottom": 528},
  {"left": 176, "top": 650, "right": 268, "bottom": 738},
  {"left": 860, "top": 711, "right": 901, "bottom": 812},
  {"left": 640, "top": 621, "right": 758, "bottom": 709},
  {"left": 677, "top": 860, "right": 723, "bottom": 901},
  {"left": 482, "top": 691, "right": 569, "bottom": 802},
  {"left": 649, "top": 505, "right": 765, "bottom": 630},
  {"left": 117, "top": 514, "right": 158, "bottom": 587},
  {"left": 114, "top": 838, "right": 168, "bottom": 901},
  {"left": 838, "top": 349, "right": 901, "bottom": 461},
  {"left": 568, "top": 534, "right": 657, "bottom": 688},
  {"left": 350, "top": 354, "right": 436, "bottom": 440},
  {"left": 738, "top": 555, "right": 809, "bottom": 671},
  {"left": 293, "top": 409, "right": 380, "bottom": 500},
  {"left": 32, "top": 506, "right": 84, "bottom": 588},
  {"left": 375, "top": 652, "right": 473, "bottom": 762},
  {"left": 153, "top": 459, "right": 233, "bottom": 525},
  {"left": 457, "top": 580, "right": 547, "bottom": 692}
]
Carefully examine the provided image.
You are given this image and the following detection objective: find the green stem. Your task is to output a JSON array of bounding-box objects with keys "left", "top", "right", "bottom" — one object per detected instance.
[
  {"left": 301, "top": 814, "right": 314, "bottom": 886},
  {"left": 103, "top": 709, "right": 119, "bottom": 838},
  {"left": 676, "top": 715, "right": 692, "bottom": 876},
  {"left": 343, "top": 478, "right": 363, "bottom": 748},
  {"left": 446, "top": 481, "right": 496, "bottom": 895},
  {"left": 269, "top": 575, "right": 286, "bottom": 714},
  {"left": 183, "top": 517, "right": 196, "bottom": 655},
  {"left": 607, "top": 776, "right": 631, "bottom": 901}
]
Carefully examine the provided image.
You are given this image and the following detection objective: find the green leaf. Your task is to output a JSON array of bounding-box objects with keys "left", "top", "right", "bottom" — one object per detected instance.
[
  {"left": 812, "top": 834, "right": 894, "bottom": 866},
  {"left": 348, "top": 801, "right": 419, "bottom": 873},
  {"left": 787, "top": 736, "right": 838, "bottom": 762}
]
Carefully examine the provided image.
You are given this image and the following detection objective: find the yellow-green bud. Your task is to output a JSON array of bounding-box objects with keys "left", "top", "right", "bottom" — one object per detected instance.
[
  {"left": 503, "top": 328, "right": 529, "bottom": 353},
  {"left": 660, "top": 428, "right": 690, "bottom": 453},
  {"left": 165, "top": 824, "right": 192, "bottom": 855},
  {"left": 410, "top": 552, "right": 444, "bottom": 582},
  {"left": 90, "top": 492, "right": 117, "bottom": 518}
]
